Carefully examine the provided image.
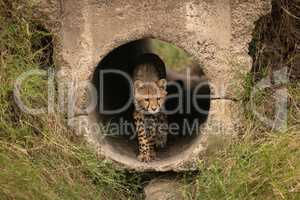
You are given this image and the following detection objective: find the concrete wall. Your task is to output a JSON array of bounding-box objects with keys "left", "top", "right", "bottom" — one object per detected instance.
[{"left": 37, "top": 0, "right": 271, "bottom": 171}]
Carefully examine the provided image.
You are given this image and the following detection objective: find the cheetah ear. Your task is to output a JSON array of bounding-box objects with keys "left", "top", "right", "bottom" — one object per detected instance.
[
  {"left": 134, "top": 80, "right": 143, "bottom": 89},
  {"left": 156, "top": 79, "right": 167, "bottom": 90}
]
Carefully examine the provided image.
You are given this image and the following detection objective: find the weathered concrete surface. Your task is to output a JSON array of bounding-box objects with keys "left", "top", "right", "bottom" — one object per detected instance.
[
  {"left": 37, "top": 0, "right": 272, "bottom": 171},
  {"left": 144, "top": 178, "right": 184, "bottom": 200}
]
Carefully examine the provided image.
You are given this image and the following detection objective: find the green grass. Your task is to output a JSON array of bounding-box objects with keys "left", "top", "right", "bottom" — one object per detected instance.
[
  {"left": 182, "top": 64, "right": 300, "bottom": 199},
  {"left": 151, "top": 39, "right": 193, "bottom": 71},
  {"left": 184, "top": 129, "right": 300, "bottom": 200},
  {"left": 0, "top": 1, "right": 141, "bottom": 199}
]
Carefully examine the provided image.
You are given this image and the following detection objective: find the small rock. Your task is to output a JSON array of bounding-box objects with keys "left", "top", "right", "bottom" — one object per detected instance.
[{"left": 144, "top": 178, "right": 184, "bottom": 200}]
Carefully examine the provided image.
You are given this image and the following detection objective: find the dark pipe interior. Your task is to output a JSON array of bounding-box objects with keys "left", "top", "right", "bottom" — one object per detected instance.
[{"left": 92, "top": 38, "right": 211, "bottom": 160}]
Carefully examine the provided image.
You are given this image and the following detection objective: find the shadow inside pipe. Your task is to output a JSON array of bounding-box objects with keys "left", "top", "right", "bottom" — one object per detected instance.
[{"left": 92, "top": 38, "right": 210, "bottom": 160}]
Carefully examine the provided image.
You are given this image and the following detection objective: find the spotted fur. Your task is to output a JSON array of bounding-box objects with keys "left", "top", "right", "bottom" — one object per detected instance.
[{"left": 133, "top": 62, "right": 168, "bottom": 162}]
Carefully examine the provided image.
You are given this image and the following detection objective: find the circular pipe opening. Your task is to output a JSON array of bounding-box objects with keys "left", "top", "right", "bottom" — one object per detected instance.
[{"left": 92, "top": 38, "right": 210, "bottom": 163}]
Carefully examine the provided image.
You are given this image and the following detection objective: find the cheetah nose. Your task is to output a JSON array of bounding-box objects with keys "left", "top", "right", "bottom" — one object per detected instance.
[{"left": 151, "top": 107, "right": 156, "bottom": 111}]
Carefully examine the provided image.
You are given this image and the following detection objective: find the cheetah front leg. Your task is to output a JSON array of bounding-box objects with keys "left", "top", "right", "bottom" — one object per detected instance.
[
  {"left": 133, "top": 111, "right": 156, "bottom": 162},
  {"left": 155, "top": 113, "right": 168, "bottom": 148}
]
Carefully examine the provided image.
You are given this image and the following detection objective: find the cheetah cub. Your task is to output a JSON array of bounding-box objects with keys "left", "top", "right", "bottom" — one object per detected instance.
[{"left": 132, "top": 55, "right": 168, "bottom": 162}]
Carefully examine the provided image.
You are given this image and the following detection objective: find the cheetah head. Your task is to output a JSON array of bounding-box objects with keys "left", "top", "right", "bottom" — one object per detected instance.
[{"left": 133, "top": 79, "right": 167, "bottom": 114}]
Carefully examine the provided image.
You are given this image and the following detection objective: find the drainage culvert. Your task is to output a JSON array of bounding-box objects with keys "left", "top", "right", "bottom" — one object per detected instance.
[
  {"left": 90, "top": 38, "right": 210, "bottom": 171},
  {"left": 42, "top": 0, "right": 273, "bottom": 171},
  {"left": 39, "top": 0, "right": 272, "bottom": 172}
]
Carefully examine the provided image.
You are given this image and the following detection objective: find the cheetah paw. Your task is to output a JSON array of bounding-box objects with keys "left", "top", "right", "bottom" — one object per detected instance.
[{"left": 138, "top": 153, "right": 156, "bottom": 162}]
